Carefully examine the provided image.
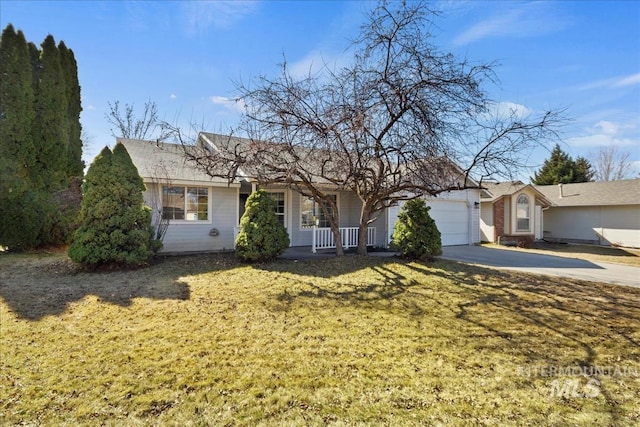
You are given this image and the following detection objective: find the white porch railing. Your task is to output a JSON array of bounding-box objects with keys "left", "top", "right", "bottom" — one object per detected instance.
[{"left": 312, "top": 226, "right": 376, "bottom": 253}]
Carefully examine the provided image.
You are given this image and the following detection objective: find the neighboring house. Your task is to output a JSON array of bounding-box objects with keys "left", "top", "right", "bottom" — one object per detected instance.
[
  {"left": 535, "top": 180, "right": 640, "bottom": 248},
  {"left": 480, "top": 179, "right": 640, "bottom": 249},
  {"left": 120, "top": 135, "right": 481, "bottom": 254},
  {"left": 479, "top": 181, "right": 552, "bottom": 244}
]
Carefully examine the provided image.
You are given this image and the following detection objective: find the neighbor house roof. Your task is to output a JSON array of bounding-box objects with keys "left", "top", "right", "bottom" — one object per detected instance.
[
  {"left": 535, "top": 179, "right": 640, "bottom": 207},
  {"left": 117, "top": 138, "right": 235, "bottom": 186},
  {"left": 480, "top": 181, "right": 552, "bottom": 206}
]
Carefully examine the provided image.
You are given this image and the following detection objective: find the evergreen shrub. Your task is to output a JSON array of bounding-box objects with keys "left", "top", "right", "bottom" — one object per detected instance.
[
  {"left": 391, "top": 199, "right": 442, "bottom": 260},
  {"left": 68, "top": 144, "right": 160, "bottom": 267},
  {"left": 235, "top": 190, "right": 290, "bottom": 262}
]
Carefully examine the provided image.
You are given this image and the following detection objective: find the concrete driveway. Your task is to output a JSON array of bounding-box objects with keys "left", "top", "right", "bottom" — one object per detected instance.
[{"left": 441, "top": 245, "right": 640, "bottom": 288}]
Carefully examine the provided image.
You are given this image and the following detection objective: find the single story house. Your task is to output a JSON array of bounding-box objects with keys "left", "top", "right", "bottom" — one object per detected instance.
[
  {"left": 119, "top": 135, "right": 481, "bottom": 254},
  {"left": 535, "top": 180, "right": 640, "bottom": 248},
  {"left": 479, "top": 181, "right": 552, "bottom": 244},
  {"left": 480, "top": 179, "right": 640, "bottom": 248}
]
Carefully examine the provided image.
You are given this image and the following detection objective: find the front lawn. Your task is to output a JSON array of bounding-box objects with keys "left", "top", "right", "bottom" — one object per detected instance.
[{"left": 1, "top": 252, "right": 639, "bottom": 426}]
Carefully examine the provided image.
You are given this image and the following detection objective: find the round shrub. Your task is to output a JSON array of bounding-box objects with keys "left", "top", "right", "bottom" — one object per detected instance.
[
  {"left": 235, "top": 190, "right": 290, "bottom": 262},
  {"left": 391, "top": 199, "right": 442, "bottom": 260}
]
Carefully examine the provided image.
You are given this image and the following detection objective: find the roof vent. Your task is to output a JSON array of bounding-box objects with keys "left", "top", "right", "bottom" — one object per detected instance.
[{"left": 558, "top": 183, "right": 564, "bottom": 198}]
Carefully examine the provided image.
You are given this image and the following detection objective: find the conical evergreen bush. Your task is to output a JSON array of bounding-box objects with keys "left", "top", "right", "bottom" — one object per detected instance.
[
  {"left": 391, "top": 199, "right": 442, "bottom": 260},
  {"left": 235, "top": 190, "right": 290, "bottom": 262},
  {"left": 68, "top": 143, "right": 160, "bottom": 267}
]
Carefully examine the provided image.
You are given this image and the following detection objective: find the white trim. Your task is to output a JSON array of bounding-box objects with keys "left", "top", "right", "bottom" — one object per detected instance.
[
  {"left": 265, "top": 190, "right": 288, "bottom": 231},
  {"left": 162, "top": 185, "right": 213, "bottom": 225},
  {"left": 515, "top": 193, "right": 532, "bottom": 233}
]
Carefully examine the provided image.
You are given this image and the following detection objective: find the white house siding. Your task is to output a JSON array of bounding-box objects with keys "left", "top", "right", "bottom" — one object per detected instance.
[
  {"left": 154, "top": 185, "right": 239, "bottom": 253},
  {"left": 480, "top": 204, "right": 494, "bottom": 242},
  {"left": 544, "top": 205, "right": 640, "bottom": 248}
]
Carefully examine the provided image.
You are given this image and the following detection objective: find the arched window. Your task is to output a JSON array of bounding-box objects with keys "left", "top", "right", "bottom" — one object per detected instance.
[{"left": 516, "top": 194, "right": 530, "bottom": 232}]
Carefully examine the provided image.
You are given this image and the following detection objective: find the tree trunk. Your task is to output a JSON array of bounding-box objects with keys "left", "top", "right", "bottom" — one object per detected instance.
[
  {"left": 327, "top": 206, "right": 344, "bottom": 256},
  {"left": 330, "top": 222, "right": 344, "bottom": 256},
  {"left": 357, "top": 203, "right": 373, "bottom": 256}
]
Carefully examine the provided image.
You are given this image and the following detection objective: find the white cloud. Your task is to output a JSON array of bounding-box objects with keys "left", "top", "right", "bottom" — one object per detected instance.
[
  {"left": 210, "top": 96, "right": 245, "bottom": 113},
  {"left": 170, "top": 93, "right": 177, "bottom": 100},
  {"left": 86, "top": 105, "right": 96, "bottom": 111},
  {"left": 288, "top": 49, "right": 351, "bottom": 80},
  {"left": 492, "top": 101, "right": 532, "bottom": 120},
  {"left": 567, "top": 120, "right": 639, "bottom": 148},
  {"left": 575, "top": 72, "right": 640, "bottom": 91},
  {"left": 453, "top": 2, "right": 570, "bottom": 46},
  {"left": 613, "top": 73, "right": 640, "bottom": 88},
  {"left": 183, "top": 1, "right": 259, "bottom": 35}
]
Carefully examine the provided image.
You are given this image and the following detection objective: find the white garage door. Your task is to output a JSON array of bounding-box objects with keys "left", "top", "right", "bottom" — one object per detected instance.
[{"left": 388, "top": 200, "right": 470, "bottom": 246}]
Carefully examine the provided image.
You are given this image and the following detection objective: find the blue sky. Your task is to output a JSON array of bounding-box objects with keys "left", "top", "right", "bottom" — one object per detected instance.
[{"left": 2, "top": 0, "right": 639, "bottom": 181}]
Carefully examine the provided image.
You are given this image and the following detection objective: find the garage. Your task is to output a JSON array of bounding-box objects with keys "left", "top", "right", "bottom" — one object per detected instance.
[{"left": 388, "top": 199, "right": 471, "bottom": 246}]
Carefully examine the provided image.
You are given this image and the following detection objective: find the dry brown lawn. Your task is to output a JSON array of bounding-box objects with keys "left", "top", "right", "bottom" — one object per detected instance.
[{"left": 1, "top": 251, "right": 639, "bottom": 426}]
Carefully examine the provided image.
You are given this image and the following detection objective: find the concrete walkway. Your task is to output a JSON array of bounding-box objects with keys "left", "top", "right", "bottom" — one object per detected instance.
[{"left": 441, "top": 245, "right": 640, "bottom": 288}]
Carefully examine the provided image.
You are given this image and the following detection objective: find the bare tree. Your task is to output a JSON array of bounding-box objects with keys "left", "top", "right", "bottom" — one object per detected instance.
[
  {"left": 106, "top": 100, "right": 159, "bottom": 140},
  {"left": 147, "top": 161, "right": 171, "bottom": 243},
  {"left": 591, "top": 145, "right": 634, "bottom": 181},
  {"left": 165, "top": 1, "right": 565, "bottom": 256}
]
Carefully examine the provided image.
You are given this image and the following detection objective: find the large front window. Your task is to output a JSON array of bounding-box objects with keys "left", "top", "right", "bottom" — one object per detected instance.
[
  {"left": 162, "top": 186, "right": 208, "bottom": 221},
  {"left": 301, "top": 195, "right": 336, "bottom": 228},
  {"left": 516, "top": 194, "right": 530, "bottom": 232}
]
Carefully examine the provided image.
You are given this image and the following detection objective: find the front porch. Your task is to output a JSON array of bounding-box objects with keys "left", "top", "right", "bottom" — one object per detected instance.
[
  {"left": 311, "top": 226, "right": 377, "bottom": 253},
  {"left": 232, "top": 225, "right": 378, "bottom": 253}
]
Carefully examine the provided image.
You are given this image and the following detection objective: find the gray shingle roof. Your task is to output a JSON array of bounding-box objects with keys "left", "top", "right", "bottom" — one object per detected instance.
[
  {"left": 480, "top": 181, "right": 552, "bottom": 205},
  {"left": 534, "top": 179, "right": 640, "bottom": 206},
  {"left": 481, "top": 181, "right": 527, "bottom": 200},
  {"left": 117, "top": 138, "right": 231, "bottom": 185}
]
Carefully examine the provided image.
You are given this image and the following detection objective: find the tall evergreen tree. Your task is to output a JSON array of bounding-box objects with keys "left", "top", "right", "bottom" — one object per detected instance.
[
  {"left": 0, "top": 25, "right": 43, "bottom": 250},
  {"left": 574, "top": 156, "right": 594, "bottom": 182},
  {"left": 0, "top": 25, "right": 85, "bottom": 250},
  {"left": 33, "top": 34, "right": 68, "bottom": 189},
  {"left": 68, "top": 144, "right": 160, "bottom": 267},
  {"left": 58, "top": 41, "right": 83, "bottom": 177},
  {"left": 27, "top": 41, "right": 40, "bottom": 94},
  {"left": 531, "top": 144, "right": 576, "bottom": 185},
  {"left": 0, "top": 24, "right": 36, "bottom": 181}
]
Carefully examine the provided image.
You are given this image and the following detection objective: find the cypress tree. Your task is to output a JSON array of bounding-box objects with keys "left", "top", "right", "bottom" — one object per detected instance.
[
  {"left": 0, "top": 25, "right": 43, "bottom": 250},
  {"left": 58, "top": 41, "right": 84, "bottom": 177},
  {"left": 0, "top": 25, "right": 84, "bottom": 250},
  {"left": 27, "top": 41, "right": 40, "bottom": 95},
  {"left": 69, "top": 144, "right": 160, "bottom": 267},
  {"left": 0, "top": 24, "right": 36, "bottom": 181},
  {"left": 34, "top": 34, "right": 68, "bottom": 189}
]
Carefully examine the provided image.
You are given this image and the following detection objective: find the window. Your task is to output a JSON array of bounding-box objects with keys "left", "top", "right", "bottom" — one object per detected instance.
[
  {"left": 301, "top": 195, "right": 336, "bottom": 228},
  {"left": 267, "top": 192, "right": 286, "bottom": 227},
  {"left": 516, "top": 194, "right": 530, "bottom": 232},
  {"left": 162, "top": 186, "right": 208, "bottom": 221}
]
